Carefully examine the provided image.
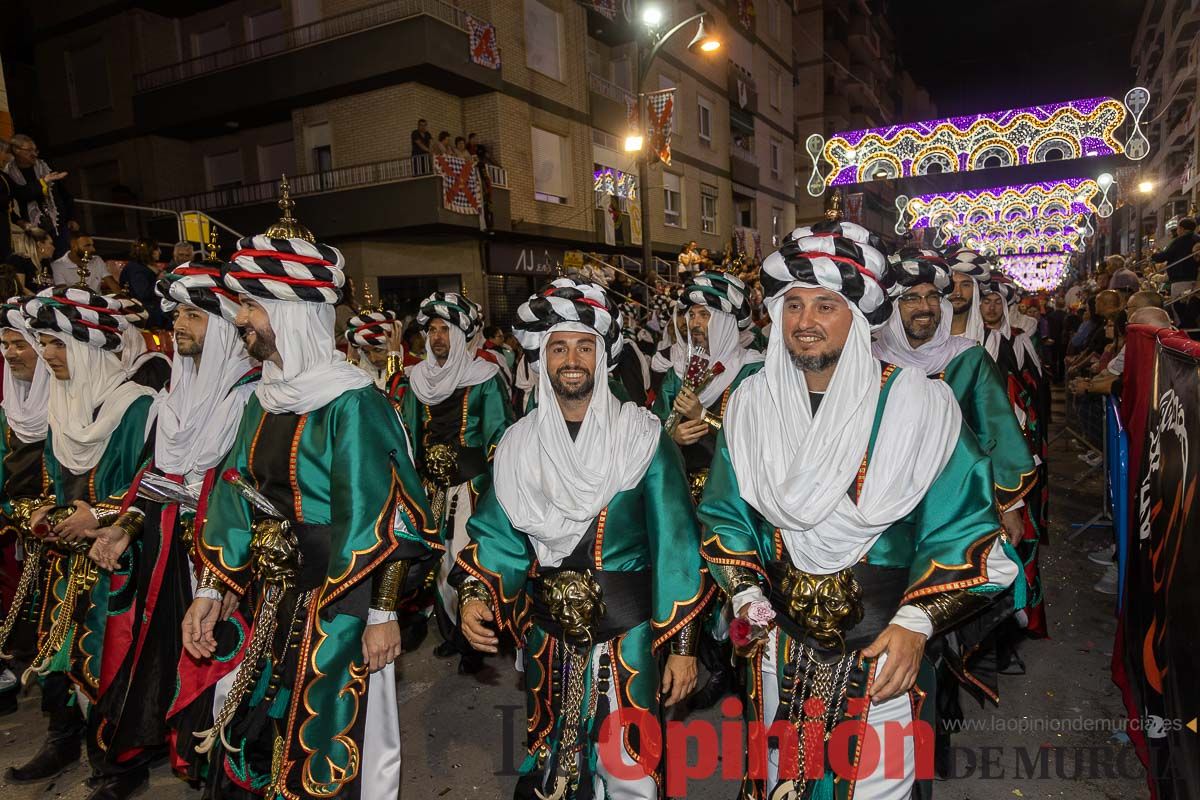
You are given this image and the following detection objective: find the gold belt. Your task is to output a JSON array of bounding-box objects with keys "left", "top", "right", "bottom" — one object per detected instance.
[
  {"left": 249, "top": 518, "right": 299, "bottom": 585},
  {"left": 775, "top": 562, "right": 864, "bottom": 650},
  {"left": 537, "top": 569, "right": 607, "bottom": 643}
]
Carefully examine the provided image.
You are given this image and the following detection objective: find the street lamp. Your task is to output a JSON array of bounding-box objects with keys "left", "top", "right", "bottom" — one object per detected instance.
[
  {"left": 627, "top": 7, "right": 721, "bottom": 278},
  {"left": 1138, "top": 180, "right": 1155, "bottom": 194}
]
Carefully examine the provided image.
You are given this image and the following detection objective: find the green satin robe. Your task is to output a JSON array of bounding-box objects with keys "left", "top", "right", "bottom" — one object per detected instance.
[
  {"left": 455, "top": 431, "right": 713, "bottom": 789},
  {"left": 40, "top": 394, "right": 153, "bottom": 700},
  {"left": 197, "top": 386, "right": 436, "bottom": 799},
  {"left": 697, "top": 365, "right": 1005, "bottom": 800}
]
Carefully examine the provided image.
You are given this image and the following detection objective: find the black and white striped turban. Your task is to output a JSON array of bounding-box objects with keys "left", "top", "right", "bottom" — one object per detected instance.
[
  {"left": 346, "top": 309, "right": 397, "bottom": 349},
  {"left": 885, "top": 247, "right": 952, "bottom": 298},
  {"left": 222, "top": 234, "right": 346, "bottom": 304},
  {"left": 681, "top": 271, "right": 752, "bottom": 329},
  {"left": 761, "top": 219, "right": 892, "bottom": 326},
  {"left": 416, "top": 292, "right": 484, "bottom": 340},
  {"left": 156, "top": 257, "right": 242, "bottom": 323},
  {"left": 513, "top": 278, "right": 623, "bottom": 372},
  {"left": 981, "top": 272, "right": 1019, "bottom": 305},
  {"left": 943, "top": 248, "right": 994, "bottom": 282},
  {"left": 115, "top": 297, "right": 149, "bottom": 328},
  {"left": 0, "top": 297, "right": 29, "bottom": 334},
  {"left": 23, "top": 288, "right": 128, "bottom": 351}
]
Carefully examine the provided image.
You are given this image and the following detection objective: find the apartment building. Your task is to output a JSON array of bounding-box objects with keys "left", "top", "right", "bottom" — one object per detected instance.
[
  {"left": 1129, "top": 0, "right": 1199, "bottom": 250},
  {"left": 20, "top": 0, "right": 797, "bottom": 321},
  {"left": 792, "top": 0, "right": 935, "bottom": 237}
]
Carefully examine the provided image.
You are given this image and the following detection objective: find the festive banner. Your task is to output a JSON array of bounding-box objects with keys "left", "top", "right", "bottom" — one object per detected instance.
[
  {"left": 434, "top": 155, "right": 481, "bottom": 215},
  {"left": 1120, "top": 334, "right": 1200, "bottom": 800},
  {"left": 466, "top": 15, "right": 501, "bottom": 70},
  {"left": 737, "top": 78, "right": 748, "bottom": 109},
  {"left": 843, "top": 192, "right": 863, "bottom": 225},
  {"left": 646, "top": 88, "right": 674, "bottom": 165},
  {"left": 736, "top": 0, "right": 755, "bottom": 29}
]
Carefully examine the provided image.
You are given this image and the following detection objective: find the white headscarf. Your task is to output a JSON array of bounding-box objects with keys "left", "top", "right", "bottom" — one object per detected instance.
[
  {"left": 962, "top": 283, "right": 987, "bottom": 345},
  {"left": 492, "top": 324, "right": 660, "bottom": 567},
  {"left": 982, "top": 295, "right": 1042, "bottom": 375},
  {"left": 1, "top": 321, "right": 51, "bottom": 443},
  {"left": 354, "top": 349, "right": 389, "bottom": 390},
  {"left": 155, "top": 313, "right": 256, "bottom": 479},
  {"left": 46, "top": 334, "right": 157, "bottom": 473},
  {"left": 673, "top": 308, "right": 763, "bottom": 407},
  {"left": 872, "top": 298, "right": 975, "bottom": 376},
  {"left": 256, "top": 299, "right": 373, "bottom": 415},
  {"left": 724, "top": 288, "right": 961, "bottom": 574},
  {"left": 406, "top": 325, "right": 498, "bottom": 406}
]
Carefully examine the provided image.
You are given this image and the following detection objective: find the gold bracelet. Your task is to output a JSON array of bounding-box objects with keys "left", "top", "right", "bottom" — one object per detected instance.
[
  {"left": 708, "top": 562, "right": 758, "bottom": 597},
  {"left": 458, "top": 577, "right": 492, "bottom": 609},
  {"left": 670, "top": 620, "right": 699, "bottom": 657},
  {"left": 197, "top": 567, "right": 227, "bottom": 594},
  {"left": 371, "top": 561, "right": 410, "bottom": 610},
  {"left": 92, "top": 503, "right": 123, "bottom": 527},
  {"left": 702, "top": 412, "right": 722, "bottom": 430},
  {"left": 113, "top": 510, "right": 144, "bottom": 540},
  {"left": 386, "top": 352, "right": 404, "bottom": 380}
]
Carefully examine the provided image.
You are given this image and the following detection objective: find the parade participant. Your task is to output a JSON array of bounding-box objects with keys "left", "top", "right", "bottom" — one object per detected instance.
[
  {"left": 977, "top": 272, "right": 1050, "bottom": 639},
  {"left": 455, "top": 278, "right": 711, "bottom": 800},
  {"left": 5, "top": 288, "right": 157, "bottom": 785},
  {"left": 344, "top": 288, "right": 405, "bottom": 398},
  {"left": 400, "top": 291, "right": 512, "bottom": 673},
  {"left": 946, "top": 247, "right": 992, "bottom": 340},
  {"left": 0, "top": 299, "right": 53, "bottom": 715},
  {"left": 698, "top": 220, "right": 1016, "bottom": 799},
  {"left": 186, "top": 196, "right": 437, "bottom": 798},
  {"left": 85, "top": 248, "right": 261, "bottom": 799},
  {"left": 115, "top": 297, "right": 172, "bottom": 391},
  {"left": 651, "top": 270, "right": 763, "bottom": 710}
]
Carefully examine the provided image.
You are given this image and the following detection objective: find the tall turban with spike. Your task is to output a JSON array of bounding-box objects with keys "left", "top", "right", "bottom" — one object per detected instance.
[
  {"left": 156, "top": 255, "right": 242, "bottom": 323},
  {"left": 760, "top": 220, "right": 892, "bottom": 326},
  {"left": 493, "top": 278, "right": 660, "bottom": 567},
  {"left": 223, "top": 234, "right": 345, "bottom": 304}
]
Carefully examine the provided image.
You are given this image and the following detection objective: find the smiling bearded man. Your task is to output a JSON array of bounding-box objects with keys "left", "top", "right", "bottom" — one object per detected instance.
[
  {"left": 698, "top": 220, "right": 1017, "bottom": 800},
  {"left": 454, "top": 278, "right": 711, "bottom": 800}
]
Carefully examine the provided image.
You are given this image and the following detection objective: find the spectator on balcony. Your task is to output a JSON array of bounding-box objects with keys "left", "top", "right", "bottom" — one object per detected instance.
[
  {"left": 412, "top": 118, "right": 433, "bottom": 175},
  {"left": 168, "top": 240, "right": 194, "bottom": 268},
  {"left": 466, "top": 132, "right": 480, "bottom": 156},
  {"left": 454, "top": 136, "right": 470, "bottom": 159},
  {"left": 4, "top": 134, "right": 76, "bottom": 257},
  {"left": 677, "top": 240, "right": 701, "bottom": 279},
  {"left": 119, "top": 238, "right": 169, "bottom": 329},
  {"left": 433, "top": 131, "right": 453, "bottom": 157},
  {"left": 50, "top": 231, "right": 116, "bottom": 293},
  {"left": 5, "top": 226, "right": 54, "bottom": 293},
  {"left": 0, "top": 139, "right": 13, "bottom": 264}
]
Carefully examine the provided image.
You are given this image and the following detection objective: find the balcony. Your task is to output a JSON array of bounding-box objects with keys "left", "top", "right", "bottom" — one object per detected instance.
[
  {"left": 133, "top": 0, "right": 502, "bottom": 135},
  {"left": 150, "top": 155, "right": 510, "bottom": 239},
  {"left": 730, "top": 141, "right": 759, "bottom": 188},
  {"left": 727, "top": 61, "right": 758, "bottom": 114},
  {"left": 588, "top": 73, "right": 635, "bottom": 135}
]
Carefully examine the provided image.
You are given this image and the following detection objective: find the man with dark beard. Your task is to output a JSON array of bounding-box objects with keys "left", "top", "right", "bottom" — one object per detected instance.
[
  {"left": 400, "top": 292, "right": 512, "bottom": 673},
  {"left": 455, "top": 278, "right": 709, "bottom": 800},
  {"left": 84, "top": 251, "right": 261, "bottom": 799},
  {"left": 184, "top": 201, "right": 436, "bottom": 798},
  {"left": 0, "top": 300, "right": 52, "bottom": 715},
  {"left": 698, "top": 221, "right": 1016, "bottom": 799}
]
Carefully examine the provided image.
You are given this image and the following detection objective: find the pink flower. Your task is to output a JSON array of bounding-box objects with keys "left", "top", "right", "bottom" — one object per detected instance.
[{"left": 746, "top": 601, "right": 776, "bottom": 627}]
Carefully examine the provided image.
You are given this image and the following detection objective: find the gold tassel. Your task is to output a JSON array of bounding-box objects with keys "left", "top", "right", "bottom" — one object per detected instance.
[{"left": 0, "top": 539, "right": 42, "bottom": 659}]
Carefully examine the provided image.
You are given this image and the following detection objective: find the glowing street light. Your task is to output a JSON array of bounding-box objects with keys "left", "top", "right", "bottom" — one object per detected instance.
[
  {"left": 687, "top": 16, "right": 721, "bottom": 53},
  {"left": 641, "top": 5, "right": 664, "bottom": 27},
  {"left": 624, "top": 134, "right": 644, "bottom": 153},
  {"left": 1138, "top": 179, "right": 1154, "bottom": 194}
]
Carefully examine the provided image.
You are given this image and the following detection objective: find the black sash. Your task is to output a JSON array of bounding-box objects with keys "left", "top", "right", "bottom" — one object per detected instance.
[{"left": 765, "top": 560, "right": 909, "bottom": 651}]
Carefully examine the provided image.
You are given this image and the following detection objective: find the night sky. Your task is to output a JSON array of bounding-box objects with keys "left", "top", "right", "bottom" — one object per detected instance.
[{"left": 888, "top": 0, "right": 1142, "bottom": 115}]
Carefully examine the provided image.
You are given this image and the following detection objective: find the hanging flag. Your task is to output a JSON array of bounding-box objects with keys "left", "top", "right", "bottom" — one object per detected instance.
[
  {"left": 646, "top": 88, "right": 674, "bottom": 165},
  {"left": 466, "top": 15, "right": 501, "bottom": 70},
  {"left": 434, "top": 155, "right": 481, "bottom": 215},
  {"left": 737, "top": 0, "right": 755, "bottom": 29},
  {"left": 737, "top": 78, "right": 748, "bottom": 109},
  {"left": 844, "top": 193, "right": 864, "bottom": 224}
]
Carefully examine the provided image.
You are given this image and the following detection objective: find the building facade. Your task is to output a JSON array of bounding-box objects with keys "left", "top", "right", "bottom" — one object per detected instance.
[{"left": 21, "top": 0, "right": 801, "bottom": 322}]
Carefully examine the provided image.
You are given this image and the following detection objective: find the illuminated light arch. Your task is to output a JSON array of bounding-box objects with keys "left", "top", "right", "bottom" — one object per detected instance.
[
  {"left": 955, "top": 220, "right": 1083, "bottom": 255},
  {"left": 969, "top": 140, "right": 1019, "bottom": 170},
  {"left": 900, "top": 178, "right": 1100, "bottom": 233},
  {"left": 913, "top": 146, "right": 959, "bottom": 175},
  {"left": 998, "top": 253, "right": 1073, "bottom": 292},
  {"left": 807, "top": 96, "right": 1133, "bottom": 193},
  {"left": 856, "top": 153, "right": 902, "bottom": 182}
]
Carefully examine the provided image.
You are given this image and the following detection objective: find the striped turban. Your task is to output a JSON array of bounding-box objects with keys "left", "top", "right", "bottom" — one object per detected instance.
[
  {"left": 222, "top": 234, "right": 346, "bottom": 304},
  {"left": 681, "top": 271, "right": 752, "bottom": 329},
  {"left": 943, "top": 248, "right": 994, "bottom": 282},
  {"left": 885, "top": 247, "right": 952, "bottom": 298},
  {"left": 981, "top": 272, "right": 1019, "bottom": 304},
  {"left": 156, "top": 256, "right": 242, "bottom": 323},
  {"left": 23, "top": 288, "right": 128, "bottom": 351},
  {"left": 0, "top": 297, "right": 29, "bottom": 333},
  {"left": 513, "top": 278, "right": 623, "bottom": 372},
  {"left": 416, "top": 291, "right": 483, "bottom": 340},
  {"left": 115, "top": 297, "right": 149, "bottom": 328},
  {"left": 346, "top": 309, "right": 397, "bottom": 349},
  {"left": 761, "top": 219, "right": 892, "bottom": 326}
]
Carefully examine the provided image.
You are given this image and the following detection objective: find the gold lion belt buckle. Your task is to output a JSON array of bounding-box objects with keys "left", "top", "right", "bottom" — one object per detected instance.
[
  {"left": 538, "top": 569, "right": 608, "bottom": 644},
  {"left": 777, "top": 564, "right": 865, "bottom": 650}
]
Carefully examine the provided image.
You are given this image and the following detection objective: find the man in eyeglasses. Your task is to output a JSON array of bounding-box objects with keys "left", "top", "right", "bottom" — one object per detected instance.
[{"left": 3, "top": 135, "right": 75, "bottom": 256}]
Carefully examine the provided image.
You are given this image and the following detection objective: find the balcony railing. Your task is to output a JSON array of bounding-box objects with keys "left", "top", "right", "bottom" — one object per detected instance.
[
  {"left": 151, "top": 155, "right": 508, "bottom": 213},
  {"left": 588, "top": 72, "right": 635, "bottom": 106},
  {"left": 592, "top": 128, "right": 625, "bottom": 150},
  {"left": 730, "top": 141, "right": 756, "bottom": 164},
  {"left": 135, "top": 0, "right": 482, "bottom": 92}
]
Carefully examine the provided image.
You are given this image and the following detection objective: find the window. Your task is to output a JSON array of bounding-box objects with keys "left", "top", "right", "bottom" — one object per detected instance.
[
  {"left": 65, "top": 41, "right": 112, "bottom": 118},
  {"left": 525, "top": 0, "right": 563, "bottom": 80},
  {"left": 769, "top": 138, "right": 781, "bottom": 178},
  {"left": 532, "top": 126, "right": 569, "bottom": 204},
  {"left": 257, "top": 140, "right": 294, "bottom": 183},
  {"left": 205, "top": 150, "right": 243, "bottom": 191},
  {"left": 771, "top": 206, "right": 783, "bottom": 246},
  {"left": 697, "top": 96, "right": 713, "bottom": 144},
  {"left": 246, "top": 8, "right": 286, "bottom": 57},
  {"left": 768, "top": 66, "right": 782, "bottom": 109},
  {"left": 304, "top": 122, "right": 332, "bottom": 171},
  {"left": 192, "top": 24, "right": 231, "bottom": 59},
  {"left": 701, "top": 184, "right": 718, "bottom": 234},
  {"left": 663, "top": 172, "right": 682, "bottom": 227}
]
